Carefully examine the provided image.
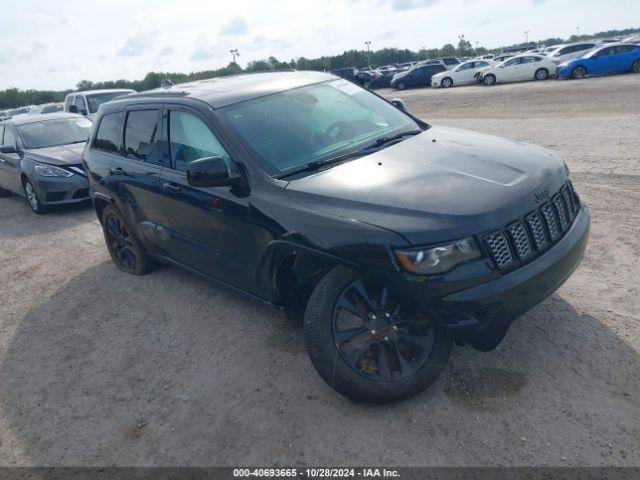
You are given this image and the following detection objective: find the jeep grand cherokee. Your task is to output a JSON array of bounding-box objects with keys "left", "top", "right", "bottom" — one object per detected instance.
[{"left": 84, "top": 71, "right": 589, "bottom": 402}]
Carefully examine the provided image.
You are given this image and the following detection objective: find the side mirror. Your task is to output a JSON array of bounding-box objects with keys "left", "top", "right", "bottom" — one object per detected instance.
[
  {"left": 80, "top": 109, "right": 88, "bottom": 116},
  {"left": 390, "top": 98, "right": 406, "bottom": 111},
  {"left": 68, "top": 105, "right": 78, "bottom": 114},
  {"left": 187, "top": 156, "right": 242, "bottom": 188},
  {"left": 0, "top": 145, "right": 17, "bottom": 154}
]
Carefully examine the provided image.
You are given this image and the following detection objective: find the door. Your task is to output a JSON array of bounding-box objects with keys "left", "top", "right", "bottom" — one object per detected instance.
[
  {"left": 453, "top": 62, "right": 476, "bottom": 84},
  {"left": 589, "top": 47, "right": 616, "bottom": 74},
  {"left": 109, "top": 106, "right": 173, "bottom": 255},
  {"left": 498, "top": 57, "right": 522, "bottom": 81},
  {"left": 0, "top": 124, "right": 23, "bottom": 193},
  {"left": 613, "top": 45, "right": 639, "bottom": 72},
  {"left": 159, "top": 106, "right": 255, "bottom": 290},
  {"left": 519, "top": 56, "right": 542, "bottom": 80}
]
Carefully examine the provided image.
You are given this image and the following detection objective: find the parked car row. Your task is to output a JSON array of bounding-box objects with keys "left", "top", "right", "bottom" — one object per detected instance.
[
  {"left": 390, "top": 42, "right": 640, "bottom": 90},
  {"left": 0, "top": 89, "right": 135, "bottom": 213}
]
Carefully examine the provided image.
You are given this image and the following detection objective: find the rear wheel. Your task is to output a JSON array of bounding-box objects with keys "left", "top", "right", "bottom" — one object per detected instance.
[
  {"left": 572, "top": 67, "right": 587, "bottom": 79},
  {"left": 632, "top": 60, "right": 640, "bottom": 73},
  {"left": 304, "top": 266, "right": 451, "bottom": 403},
  {"left": 534, "top": 68, "right": 549, "bottom": 80},
  {"left": 483, "top": 74, "right": 496, "bottom": 86},
  {"left": 22, "top": 178, "right": 48, "bottom": 214},
  {"left": 101, "top": 205, "right": 155, "bottom": 275},
  {"left": 395, "top": 80, "right": 406, "bottom": 90},
  {"left": 441, "top": 77, "right": 453, "bottom": 88}
]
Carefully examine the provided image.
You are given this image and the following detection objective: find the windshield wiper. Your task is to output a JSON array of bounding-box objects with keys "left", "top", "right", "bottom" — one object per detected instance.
[
  {"left": 276, "top": 129, "right": 423, "bottom": 180},
  {"left": 360, "top": 129, "right": 423, "bottom": 150},
  {"left": 276, "top": 149, "right": 372, "bottom": 179}
]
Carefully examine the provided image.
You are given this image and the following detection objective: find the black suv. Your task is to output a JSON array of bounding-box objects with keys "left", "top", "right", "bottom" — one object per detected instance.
[{"left": 84, "top": 72, "right": 589, "bottom": 402}]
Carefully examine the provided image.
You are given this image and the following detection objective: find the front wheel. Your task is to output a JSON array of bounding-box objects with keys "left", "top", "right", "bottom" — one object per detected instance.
[
  {"left": 303, "top": 266, "right": 451, "bottom": 403},
  {"left": 395, "top": 80, "right": 406, "bottom": 90},
  {"left": 632, "top": 60, "right": 640, "bottom": 73},
  {"left": 101, "top": 205, "right": 156, "bottom": 275},
  {"left": 441, "top": 77, "right": 453, "bottom": 88},
  {"left": 23, "top": 178, "right": 48, "bottom": 214},
  {"left": 534, "top": 68, "right": 549, "bottom": 81},
  {"left": 572, "top": 67, "right": 587, "bottom": 79},
  {"left": 483, "top": 74, "right": 496, "bottom": 86}
]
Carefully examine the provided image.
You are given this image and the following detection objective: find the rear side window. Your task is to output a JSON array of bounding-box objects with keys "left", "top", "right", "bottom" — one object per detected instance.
[
  {"left": 94, "top": 112, "right": 123, "bottom": 154},
  {"left": 124, "top": 110, "right": 161, "bottom": 164},
  {"left": 443, "top": 58, "right": 459, "bottom": 65},
  {"left": 168, "top": 110, "right": 230, "bottom": 172}
]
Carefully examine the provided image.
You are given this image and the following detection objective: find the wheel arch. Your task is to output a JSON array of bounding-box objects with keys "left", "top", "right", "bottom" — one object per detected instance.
[
  {"left": 92, "top": 192, "right": 114, "bottom": 224},
  {"left": 256, "top": 240, "right": 360, "bottom": 307}
]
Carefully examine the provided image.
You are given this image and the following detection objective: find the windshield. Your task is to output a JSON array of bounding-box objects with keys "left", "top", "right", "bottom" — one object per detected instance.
[
  {"left": 220, "top": 80, "right": 420, "bottom": 175},
  {"left": 86, "top": 92, "right": 131, "bottom": 113},
  {"left": 17, "top": 118, "right": 92, "bottom": 149}
]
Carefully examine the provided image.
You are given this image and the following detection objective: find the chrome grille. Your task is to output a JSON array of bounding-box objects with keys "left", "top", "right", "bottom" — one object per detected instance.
[{"left": 482, "top": 181, "right": 580, "bottom": 270}]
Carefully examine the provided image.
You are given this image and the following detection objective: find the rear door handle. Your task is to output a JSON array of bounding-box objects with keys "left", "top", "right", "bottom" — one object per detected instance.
[
  {"left": 161, "top": 182, "right": 182, "bottom": 194},
  {"left": 109, "top": 167, "right": 125, "bottom": 175}
]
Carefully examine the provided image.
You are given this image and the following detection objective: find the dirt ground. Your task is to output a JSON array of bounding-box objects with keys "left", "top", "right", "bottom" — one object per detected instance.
[{"left": 0, "top": 74, "right": 638, "bottom": 467}]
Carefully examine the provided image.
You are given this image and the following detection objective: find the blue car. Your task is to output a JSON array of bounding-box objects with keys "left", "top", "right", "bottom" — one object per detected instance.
[{"left": 558, "top": 43, "right": 640, "bottom": 79}]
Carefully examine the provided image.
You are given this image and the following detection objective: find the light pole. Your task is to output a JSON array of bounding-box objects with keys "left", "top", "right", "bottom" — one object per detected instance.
[
  {"left": 230, "top": 49, "right": 240, "bottom": 64},
  {"left": 365, "top": 41, "right": 371, "bottom": 68},
  {"left": 524, "top": 30, "right": 530, "bottom": 45},
  {"left": 577, "top": 26, "right": 580, "bottom": 37}
]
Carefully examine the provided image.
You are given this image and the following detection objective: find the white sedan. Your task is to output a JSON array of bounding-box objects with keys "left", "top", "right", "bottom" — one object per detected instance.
[
  {"left": 431, "top": 59, "right": 495, "bottom": 88},
  {"left": 480, "top": 54, "right": 557, "bottom": 86}
]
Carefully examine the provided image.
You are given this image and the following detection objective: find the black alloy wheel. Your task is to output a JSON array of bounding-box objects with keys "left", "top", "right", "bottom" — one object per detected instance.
[
  {"left": 101, "top": 205, "right": 155, "bottom": 275},
  {"left": 304, "top": 266, "right": 451, "bottom": 403}
]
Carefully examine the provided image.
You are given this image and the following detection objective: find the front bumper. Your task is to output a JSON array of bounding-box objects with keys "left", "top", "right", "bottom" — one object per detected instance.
[
  {"left": 397, "top": 206, "right": 590, "bottom": 350},
  {"left": 32, "top": 173, "right": 90, "bottom": 205}
]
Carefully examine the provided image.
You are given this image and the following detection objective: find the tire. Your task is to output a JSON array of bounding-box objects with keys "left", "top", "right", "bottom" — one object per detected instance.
[
  {"left": 101, "top": 204, "right": 156, "bottom": 275},
  {"left": 303, "top": 266, "right": 452, "bottom": 403},
  {"left": 441, "top": 77, "right": 453, "bottom": 88},
  {"left": 395, "top": 80, "right": 406, "bottom": 90},
  {"left": 0, "top": 186, "right": 11, "bottom": 197},
  {"left": 483, "top": 74, "right": 496, "bottom": 86},
  {"left": 363, "top": 81, "right": 371, "bottom": 89},
  {"left": 534, "top": 68, "right": 549, "bottom": 81},
  {"left": 632, "top": 60, "right": 640, "bottom": 73},
  {"left": 22, "top": 178, "right": 48, "bottom": 214},
  {"left": 572, "top": 67, "right": 587, "bottom": 79}
]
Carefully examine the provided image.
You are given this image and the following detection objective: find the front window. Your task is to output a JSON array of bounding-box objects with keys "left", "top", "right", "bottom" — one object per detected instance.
[
  {"left": 220, "top": 79, "right": 420, "bottom": 175},
  {"left": 87, "top": 92, "right": 131, "bottom": 114},
  {"left": 17, "top": 118, "right": 92, "bottom": 149}
]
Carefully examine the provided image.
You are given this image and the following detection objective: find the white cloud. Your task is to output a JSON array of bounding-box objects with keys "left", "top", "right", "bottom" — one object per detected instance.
[
  {"left": 1, "top": 0, "right": 639, "bottom": 91},
  {"left": 219, "top": 16, "right": 249, "bottom": 35}
]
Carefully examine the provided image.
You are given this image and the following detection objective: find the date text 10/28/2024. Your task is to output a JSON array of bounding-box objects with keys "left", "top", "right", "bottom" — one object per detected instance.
[{"left": 233, "top": 468, "right": 400, "bottom": 478}]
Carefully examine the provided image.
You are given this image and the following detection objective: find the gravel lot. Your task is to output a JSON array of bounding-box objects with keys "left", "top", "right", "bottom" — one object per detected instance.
[{"left": 0, "top": 74, "right": 638, "bottom": 467}]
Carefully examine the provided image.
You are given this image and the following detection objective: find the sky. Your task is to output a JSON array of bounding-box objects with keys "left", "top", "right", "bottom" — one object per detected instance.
[{"left": 1, "top": 0, "right": 638, "bottom": 91}]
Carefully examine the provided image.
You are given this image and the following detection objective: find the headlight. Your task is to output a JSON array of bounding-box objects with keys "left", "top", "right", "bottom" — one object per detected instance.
[
  {"left": 34, "top": 165, "right": 73, "bottom": 177},
  {"left": 395, "top": 237, "right": 481, "bottom": 275}
]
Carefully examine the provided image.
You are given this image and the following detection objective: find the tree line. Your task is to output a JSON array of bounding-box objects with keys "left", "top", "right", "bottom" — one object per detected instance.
[{"left": 1, "top": 26, "right": 638, "bottom": 109}]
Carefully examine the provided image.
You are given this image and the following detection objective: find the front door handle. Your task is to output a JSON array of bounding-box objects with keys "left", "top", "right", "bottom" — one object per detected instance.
[
  {"left": 109, "top": 167, "right": 125, "bottom": 175},
  {"left": 161, "top": 182, "right": 182, "bottom": 194}
]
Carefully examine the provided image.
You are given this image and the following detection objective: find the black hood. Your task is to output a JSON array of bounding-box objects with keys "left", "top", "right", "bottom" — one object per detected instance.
[
  {"left": 24, "top": 142, "right": 86, "bottom": 166},
  {"left": 285, "top": 125, "right": 567, "bottom": 245}
]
